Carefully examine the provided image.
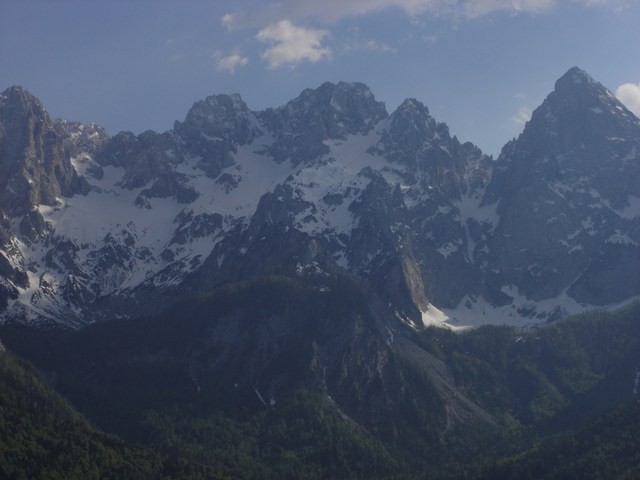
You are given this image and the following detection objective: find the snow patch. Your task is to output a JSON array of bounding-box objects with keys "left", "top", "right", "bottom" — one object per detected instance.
[
  {"left": 289, "top": 131, "right": 393, "bottom": 237},
  {"left": 617, "top": 195, "right": 640, "bottom": 219},
  {"left": 437, "top": 242, "right": 460, "bottom": 258},
  {"left": 411, "top": 304, "right": 469, "bottom": 331},
  {"left": 445, "top": 287, "right": 640, "bottom": 329},
  {"left": 606, "top": 231, "right": 638, "bottom": 246},
  {"left": 385, "top": 326, "right": 395, "bottom": 347}
]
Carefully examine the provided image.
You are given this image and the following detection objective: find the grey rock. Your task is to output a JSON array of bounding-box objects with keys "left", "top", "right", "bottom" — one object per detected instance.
[
  {"left": 2, "top": 68, "right": 640, "bottom": 329},
  {"left": 262, "top": 81, "right": 388, "bottom": 165},
  {"left": 484, "top": 67, "right": 640, "bottom": 305},
  {"left": 0, "top": 86, "right": 84, "bottom": 217},
  {"left": 98, "top": 130, "right": 183, "bottom": 188},
  {"left": 175, "top": 93, "right": 259, "bottom": 178}
]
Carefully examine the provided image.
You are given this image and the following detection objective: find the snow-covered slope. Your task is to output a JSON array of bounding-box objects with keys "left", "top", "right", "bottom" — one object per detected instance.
[{"left": 0, "top": 67, "right": 639, "bottom": 330}]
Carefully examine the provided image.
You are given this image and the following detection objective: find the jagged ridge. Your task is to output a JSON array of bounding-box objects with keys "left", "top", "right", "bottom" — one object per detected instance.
[{"left": 0, "top": 68, "right": 638, "bottom": 331}]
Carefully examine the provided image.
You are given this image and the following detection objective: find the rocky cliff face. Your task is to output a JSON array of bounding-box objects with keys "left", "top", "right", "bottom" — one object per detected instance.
[
  {"left": 0, "top": 86, "right": 92, "bottom": 316},
  {"left": 0, "top": 86, "right": 86, "bottom": 218},
  {"left": 0, "top": 68, "right": 638, "bottom": 330},
  {"left": 482, "top": 67, "right": 640, "bottom": 315},
  {"left": 261, "top": 81, "right": 388, "bottom": 166}
]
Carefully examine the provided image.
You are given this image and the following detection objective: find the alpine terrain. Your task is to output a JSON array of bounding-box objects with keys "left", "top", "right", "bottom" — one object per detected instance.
[
  {"left": 1, "top": 67, "right": 640, "bottom": 479},
  {"left": 1, "top": 66, "right": 638, "bottom": 331}
]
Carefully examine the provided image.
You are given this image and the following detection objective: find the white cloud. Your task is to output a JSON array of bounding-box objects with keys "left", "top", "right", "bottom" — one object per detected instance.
[
  {"left": 256, "top": 20, "right": 331, "bottom": 69},
  {"left": 574, "top": 0, "right": 629, "bottom": 9},
  {"left": 422, "top": 34, "right": 439, "bottom": 44},
  {"left": 344, "top": 39, "right": 397, "bottom": 54},
  {"left": 364, "top": 39, "right": 397, "bottom": 53},
  {"left": 221, "top": 12, "right": 241, "bottom": 30},
  {"left": 616, "top": 83, "right": 640, "bottom": 118},
  {"left": 462, "top": 0, "right": 554, "bottom": 17},
  {"left": 281, "top": 0, "right": 442, "bottom": 21},
  {"left": 213, "top": 50, "right": 249, "bottom": 73},
  {"left": 512, "top": 106, "right": 532, "bottom": 125},
  {"left": 342, "top": 28, "right": 398, "bottom": 54},
  {"left": 264, "top": 0, "right": 574, "bottom": 22},
  {"left": 247, "top": 0, "right": 627, "bottom": 23}
]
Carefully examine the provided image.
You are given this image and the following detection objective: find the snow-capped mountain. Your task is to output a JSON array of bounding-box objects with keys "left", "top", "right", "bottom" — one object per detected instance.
[
  {"left": 477, "top": 67, "right": 640, "bottom": 323},
  {"left": 0, "top": 67, "right": 639, "bottom": 330}
]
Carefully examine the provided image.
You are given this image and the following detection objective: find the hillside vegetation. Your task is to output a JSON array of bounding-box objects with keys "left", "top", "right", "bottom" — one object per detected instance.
[{"left": 2, "top": 276, "right": 640, "bottom": 479}]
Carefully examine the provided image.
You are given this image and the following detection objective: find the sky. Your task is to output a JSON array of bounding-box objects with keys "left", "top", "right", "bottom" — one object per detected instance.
[{"left": 1, "top": 0, "right": 639, "bottom": 156}]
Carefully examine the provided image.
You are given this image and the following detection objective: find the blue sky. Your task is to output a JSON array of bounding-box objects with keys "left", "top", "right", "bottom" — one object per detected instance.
[{"left": 1, "top": 0, "right": 639, "bottom": 156}]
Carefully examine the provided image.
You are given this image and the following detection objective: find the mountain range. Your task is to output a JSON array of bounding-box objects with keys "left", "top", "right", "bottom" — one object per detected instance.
[
  {"left": 1, "top": 67, "right": 639, "bottom": 332},
  {"left": 2, "top": 66, "right": 640, "bottom": 479}
]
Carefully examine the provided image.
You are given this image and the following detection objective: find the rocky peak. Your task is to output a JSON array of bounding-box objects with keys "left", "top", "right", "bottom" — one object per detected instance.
[
  {"left": 519, "top": 67, "right": 640, "bottom": 155},
  {"left": 1, "top": 85, "right": 49, "bottom": 123},
  {"left": 271, "top": 81, "right": 387, "bottom": 136},
  {"left": 393, "top": 97, "right": 433, "bottom": 120},
  {"left": 553, "top": 66, "right": 614, "bottom": 100},
  {"left": 97, "top": 130, "right": 196, "bottom": 202},
  {"left": 261, "top": 82, "right": 388, "bottom": 165},
  {"left": 488, "top": 66, "right": 640, "bottom": 202},
  {"left": 322, "top": 80, "right": 388, "bottom": 128},
  {"left": 54, "top": 119, "right": 110, "bottom": 158},
  {"left": 174, "top": 93, "right": 258, "bottom": 146},
  {"left": 482, "top": 67, "right": 640, "bottom": 307},
  {"left": 0, "top": 85, "right": 83, "bottom": 217},
  {"left": 380, "top": 98, "right": 441, "bottom": 163},
  {"left": 0, "top": 86, "right": 50, "bottom": 173},
  {"left": 174, "top": 93, "right": 258, "bottom": 179},
  {"left": 374, "top": 97, "right": 485, "bottom": 200},
  {"left": 391, "top": 98, "right": 438, "bottom": 133}
]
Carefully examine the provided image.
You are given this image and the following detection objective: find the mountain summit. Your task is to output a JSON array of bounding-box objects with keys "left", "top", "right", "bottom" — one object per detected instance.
[
  {"left": 0, "top": 86, "right": 86, "bottom": 218},
  {"left": 519, "top": 66, "right": 640, "bottom": 156},
  {"left": 483, "top": 67, "right": 640, "bottom": 311},
  {"left": 0, "top": 68, "right": 639, "bottom": 329}
]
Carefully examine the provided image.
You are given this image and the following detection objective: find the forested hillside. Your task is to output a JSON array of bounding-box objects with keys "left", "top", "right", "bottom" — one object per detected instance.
[
  {"left": 2, "top": 277, "right": 640, "bottom": 479},
  {"left": 0, "top": 347, "right": 226, "bottom": 479}
]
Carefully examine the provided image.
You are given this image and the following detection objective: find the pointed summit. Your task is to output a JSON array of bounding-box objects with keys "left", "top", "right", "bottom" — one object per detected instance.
[
  {"left": 485, "top": 67, "right": 640, "bottom": 305},
  {"left": 174, "top": 92, "right": 257, "bottom": 147},
  {"left": 389, "top": 98, "right": 439, "bottom": 140},
  {"left": 0, "top": 86, "right": 50, "bottom": 144},
  {"left": 267, "top": 81, "right": 388, "bottom": 139},
  {"left": 517, "top": 67, "right": 640, "bottom": 155},
  {"left": 261, "top": 81, "right": 388, "bottom": 165},
  {"left": 554, "top": 66, "right": 596, "bottom": 90},
  {"left": 380, "top": 98, "right": 445, "bottom": 168},
  {"left": 1, "top": 85, "right": 47, "bottom": 110},
  {"left": 493, "top": 67, "right": 640, "bottom": 193},
  {"left": 0, "top": 86, "right": 83, "bottom": 217},
  {"left": 293, "top": 81, "right": 386, "bottom": 120},
  {"left": 551, "top": 66, "right": 631, "bottom": 120}
]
